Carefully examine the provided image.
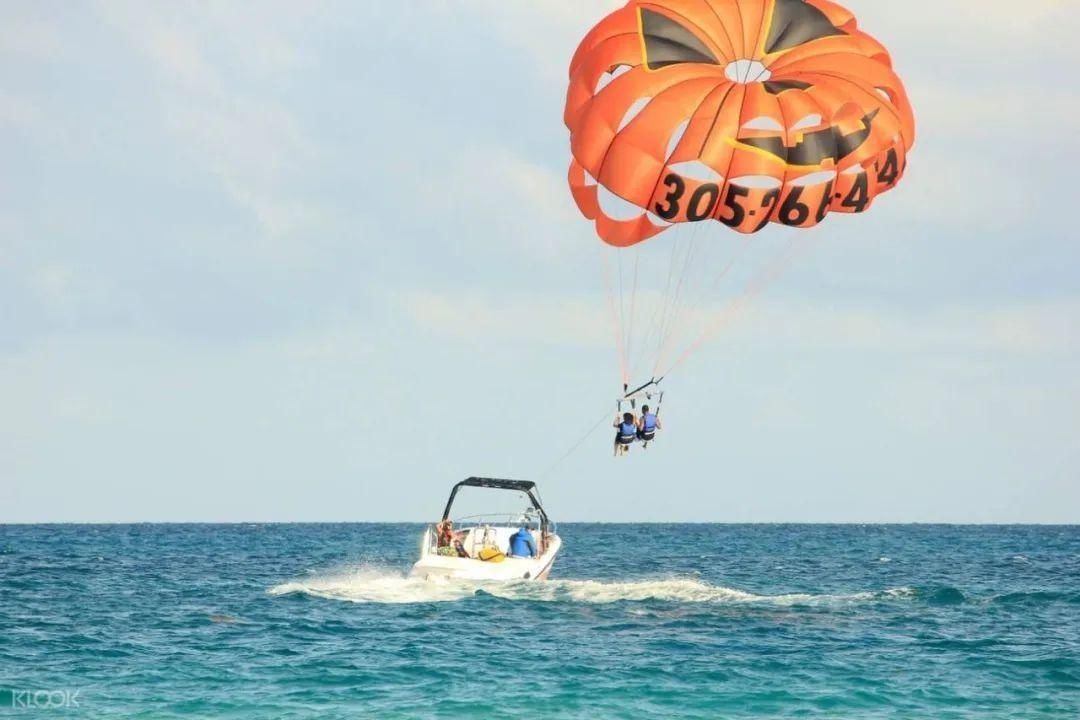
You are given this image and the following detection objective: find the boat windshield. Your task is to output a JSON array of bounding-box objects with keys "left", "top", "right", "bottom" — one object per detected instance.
[
  {"left": 452, "top": 510, "right": 541, "bottom": 529},
  {"left": 443, "top": 486, "right": 537, "bottom": 524}
]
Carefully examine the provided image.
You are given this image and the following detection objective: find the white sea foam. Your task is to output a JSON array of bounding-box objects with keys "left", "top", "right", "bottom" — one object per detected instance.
[
  {"left": 269, "top": 566, "right": 476, "bottom": 604},
  {"left": 269, "top": 566, "right": 917, "bottom": 607}
]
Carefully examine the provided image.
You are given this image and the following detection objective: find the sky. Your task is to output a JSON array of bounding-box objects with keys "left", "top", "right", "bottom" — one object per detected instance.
[{"left": 2, "top": 0, "right": 1078, "bottom": 523}]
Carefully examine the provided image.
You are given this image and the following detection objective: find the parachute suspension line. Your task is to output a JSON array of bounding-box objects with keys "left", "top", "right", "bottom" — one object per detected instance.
[
  {"left": 661, "top": 235, "right": 808, "bottom": 377},
  {"left": 649, "top": 229, "right": 685, "bottom": 366},
  {"left": 707, "top": 235, "right": 755, "bottom": 295},
  {"left": 601, "top": 247, "right": 630, "bottom": 386},
  {"left": 624, "top": 253, "right": 640, "bottom": 381},
  {"left": 656, "top": 234, "right": 755, "bottom": 372},
  {"left": 662, "top": 238, "right": 798, "bottom": 377},
  {"left": 649, "top": 233, "right": 684, "bottom": 375},
  {"left": 626, "top": 228, "right": 682, "bottom": 382},
  {"left": 616, "top": 248, "right": 625, "bottom": 338},
  {"left": 614, "top": 250, "right": 638, "bottom": 386},
  {"left": 653, "top": 222, "right": 704, "bottom": 377}
]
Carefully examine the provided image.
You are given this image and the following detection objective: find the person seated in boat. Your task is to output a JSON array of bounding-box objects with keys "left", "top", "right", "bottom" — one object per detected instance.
[
  {"left": 508, "top": 522, "right": 537, "bottom": 558},
  {"left": 435, "top": 520, "right": 470, "bottom": 557},
  {"left": 435, "top": 520, "right": 456, "bottom": 547},
  {"left": 636, "top": 404, "right": 661, "bottom": 446},
  {"left": 613, "top": 411, "right": 637, "bottom": 456}
]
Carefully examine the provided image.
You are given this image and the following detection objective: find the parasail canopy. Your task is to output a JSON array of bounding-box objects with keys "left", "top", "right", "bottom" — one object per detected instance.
[{"left": 565, "top": 0, "right": 916, "bottom": 246}]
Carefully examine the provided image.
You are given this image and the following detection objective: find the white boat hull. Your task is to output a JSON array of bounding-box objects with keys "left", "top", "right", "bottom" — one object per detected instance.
[{"left": 411, "top": 535, "right": 561, "bottom": 582}]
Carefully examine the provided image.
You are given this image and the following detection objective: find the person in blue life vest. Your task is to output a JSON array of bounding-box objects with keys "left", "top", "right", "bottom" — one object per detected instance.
[
  {"left": 636, "top": 404, "right": 662, "bottom": 447},
  {"left": 508, "top": 522, "right": 537, "bottom": 558},
  {"left": 614, "top": 411, "right": 637, "bottom": 456}
]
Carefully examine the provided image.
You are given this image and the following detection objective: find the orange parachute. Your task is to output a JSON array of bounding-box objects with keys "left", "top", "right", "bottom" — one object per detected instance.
[{"left": 565, "top": 0, "right": 916, "bottom": 246}]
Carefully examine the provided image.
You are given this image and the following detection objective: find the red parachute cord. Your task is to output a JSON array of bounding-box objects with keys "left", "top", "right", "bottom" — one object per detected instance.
[
  {"left": 624, "top": 253, "right": 640, "bottom": 381},
  {"left": 653, "top": 231, "right": 692, "bottom": 365},
  {"left": 600, "top": 247, "right": 630, "bottom": 387},
  {"left": 654, "top": 233, "right": 753, "bottom": 375},
  {"left": 652, "top": 223, "right": 703, "bottom": 378},
  {"left": 629, "top": 228, "right": 683, "bottom": 382},
  {"left": 659, "top": 235, "right": 809, "bottom": 377}
]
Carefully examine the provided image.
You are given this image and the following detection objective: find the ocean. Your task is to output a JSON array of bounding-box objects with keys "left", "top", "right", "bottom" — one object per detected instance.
[{"left": 2, "top": 524, "right": 1078, "bottom": 718}]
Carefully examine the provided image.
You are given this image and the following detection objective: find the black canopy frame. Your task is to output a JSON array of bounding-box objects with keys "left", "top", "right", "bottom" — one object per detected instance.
[{"left": 440, "top": 477, "right": 551, "bottom": 534}]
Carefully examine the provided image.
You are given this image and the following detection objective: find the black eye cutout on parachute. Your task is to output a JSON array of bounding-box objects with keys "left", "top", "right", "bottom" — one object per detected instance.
[{"left": 617, "top": 377, "right": 665, "bottom": 415}]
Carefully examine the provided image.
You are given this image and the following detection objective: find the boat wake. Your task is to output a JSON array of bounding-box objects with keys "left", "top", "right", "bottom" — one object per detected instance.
[
  {"left": 269, "top": 566, "right": 916, "bottom": 607},
  {"left": 269, "top": 567, "right": 480, "bottom": 604}
]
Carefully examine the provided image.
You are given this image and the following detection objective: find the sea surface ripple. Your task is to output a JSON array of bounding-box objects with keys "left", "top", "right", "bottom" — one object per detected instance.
[{"left": 1, "top": 524, "right": 1078, "bottom": 718}]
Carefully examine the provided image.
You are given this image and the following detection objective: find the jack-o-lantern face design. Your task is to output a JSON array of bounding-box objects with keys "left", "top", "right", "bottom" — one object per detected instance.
[
  {"left": 736, "top": 108, "right": 878, "bottom": 166},
  {"left": 565, "top": 0, "right": 916, "bottom": 245}
]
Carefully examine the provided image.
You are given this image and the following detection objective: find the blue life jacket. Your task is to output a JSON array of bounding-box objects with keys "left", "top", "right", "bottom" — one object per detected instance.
[
  {"left": 618, "top": 422, "right": 637, "bottom": 442},
  {"left": 509, "top": 528, "right": 536, "bottom": 557},
  {"left": 641, "top": 413, "right": 658, "bottom": 433}
]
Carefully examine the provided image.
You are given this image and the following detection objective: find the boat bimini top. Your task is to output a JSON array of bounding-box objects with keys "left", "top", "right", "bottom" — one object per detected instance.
[{"left": 441, "top": 477, "right": 551, "bottom": 534}]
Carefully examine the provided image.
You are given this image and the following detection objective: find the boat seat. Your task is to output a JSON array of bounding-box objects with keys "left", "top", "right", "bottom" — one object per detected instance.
[{"left": 467, "top": 525, "right": 499, "bottom": 558}]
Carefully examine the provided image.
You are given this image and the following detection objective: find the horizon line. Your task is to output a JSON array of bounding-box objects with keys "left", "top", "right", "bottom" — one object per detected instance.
[{"left": 2, "top": 520, "right": 1077, "bottom": 527}]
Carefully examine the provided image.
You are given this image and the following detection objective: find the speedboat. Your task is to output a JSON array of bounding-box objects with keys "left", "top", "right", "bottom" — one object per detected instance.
[{"left": 410, "top": 477, "right": 562, "bottom": 581}]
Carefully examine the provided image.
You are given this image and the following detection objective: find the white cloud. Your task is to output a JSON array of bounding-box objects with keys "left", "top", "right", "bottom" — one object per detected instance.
[
  {"left": 95, "top": 2, "right": 322, "bottom": 244},
  {"left": 20, "top": 262, "right": 118, "bottom": 326},
  {"left": 703, "top": 296, "right": 1080, "bottom": 358},
  {"left": 4, "top": 0, "right": 1078, "bottom": 520},
  {"left": 0, "top": 18, "right": 64, "bottom": 61},
  {"left": 750, "top": 387, "right": 803, "bottom": 430},
  {"left": 403, "top": 290, "right": 609, "bottom": 348},
  {"left": 139, "top": 22, "right": 223, "bottom": 95},
  {"left": 28, "top": 264, "right": 77, "bottom": 310},
  {"left": 425, "top": 144, "right": 586, "bottom": 261},
  {"left": 0, "top": 214, "right": 16, "bottom": 265},
  {"left": 913, "top": 83, "right": 1080, "bottom": 143},
  {"left": 861, "top": 1, "right": 1074, "bottom": 42},
  {"left": 877, "top": 150, "right": 982, "bottom": 226},
  {"left": 281, "top": 326, "right": 373, "bottom": 363},
  {"left": 403, "top": 286, "right": 1080, "bottom": 360},
  {"left": 448, "top": 0, "right": 622, "bottom": 86},
  {"left": 0, "top": 93, "right": 40, "bottom": 131}
]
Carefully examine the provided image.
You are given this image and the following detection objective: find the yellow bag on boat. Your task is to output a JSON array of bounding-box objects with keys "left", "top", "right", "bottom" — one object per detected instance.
[{"left": 477, "top": 547, "right": 506, "bottom": 563}]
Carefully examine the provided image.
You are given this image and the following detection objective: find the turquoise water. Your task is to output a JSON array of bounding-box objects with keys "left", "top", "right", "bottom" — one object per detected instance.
[{"left": 2, "top": 524, "right": 1078, "bottom": 718}]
